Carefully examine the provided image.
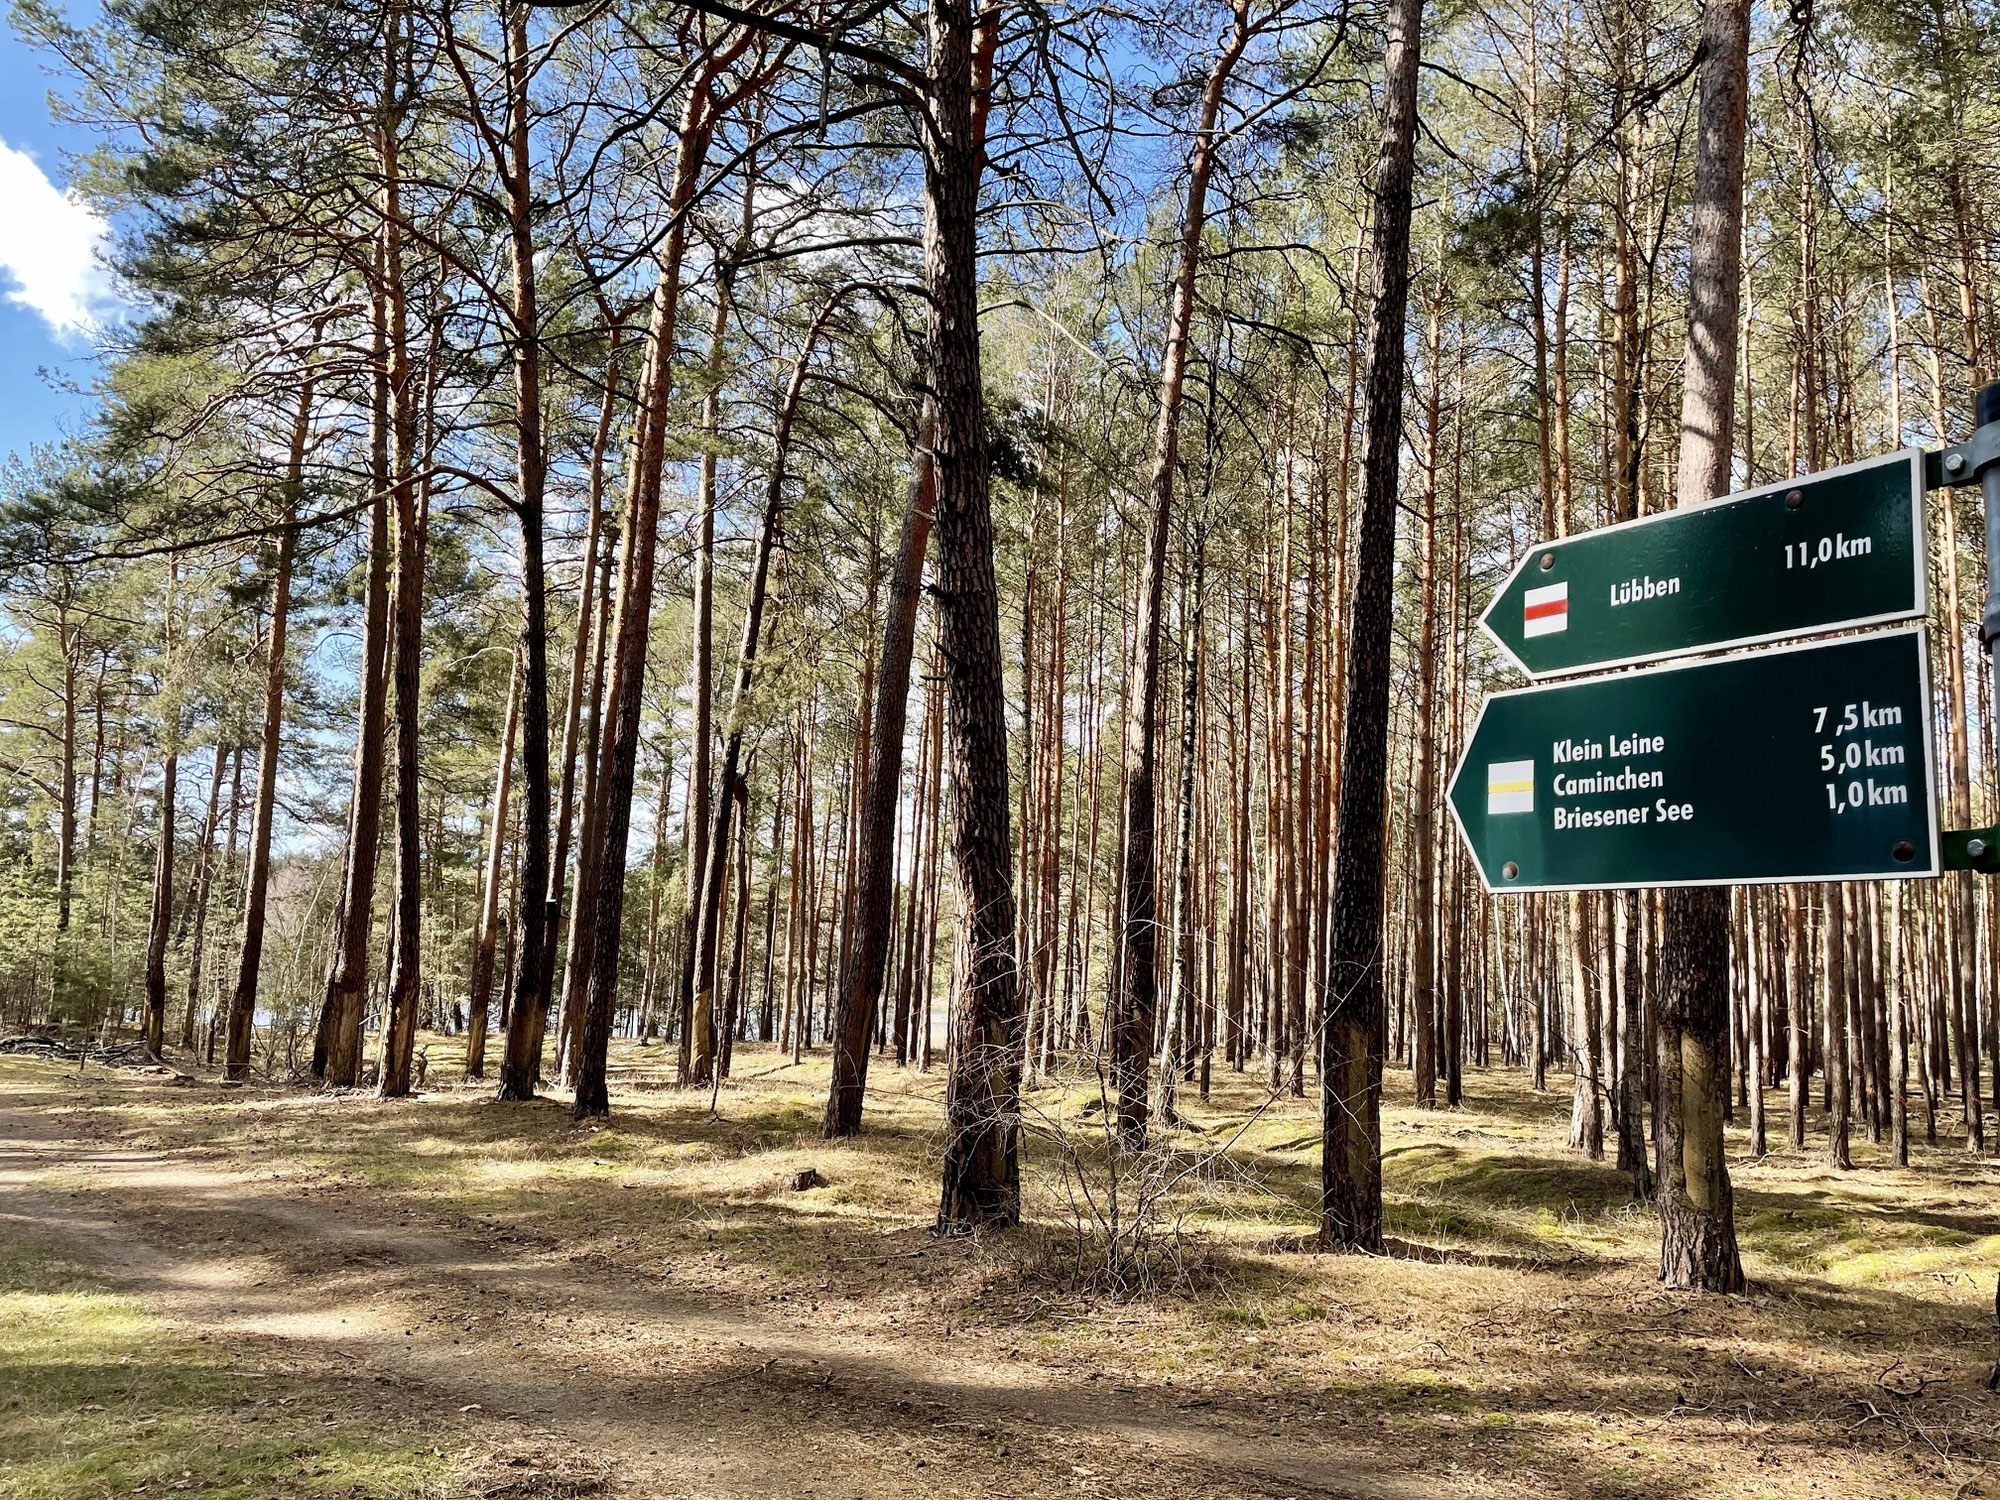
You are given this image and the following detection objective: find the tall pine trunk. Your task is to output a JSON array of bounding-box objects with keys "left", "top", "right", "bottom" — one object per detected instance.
[
  {"left": 1656, "top": 0, "right": 1749, "bottom": 1293},
  {"left": 691, "top": 295, "right": 844, "bottom": 1089},
  {"left": 143, "top": 746, "right": 176, "bottom": 1059},
  {"left": 497, "top": 0, "right": 555, "bottom": 1102},
  {"left": 823, "top": 406, "right": 937, "bottom": 1135},
  {"left": 1319, "top": 0, "right": 1422, "bottom": 1253},
  {"left": 224, "top": 375, "right": 312, "bottom": 1081},
  {"left": 1113, "top": 0, "right": 1251, "bottom": 1149},
  {"left": 930, "top": 0, "right": 1024, "bottom": 1231},
  {"left": 572, "top": 39, "right": 767, "bottom": 1116},
  {"left": 314, "top": 257, "right": 392, "bottom": 1087},
  {"left": 468, "top": 652, "right": 522, "bottom": 1079},
  {"left": 179, "top": 742, "right": 229, "bottom": 1050}
]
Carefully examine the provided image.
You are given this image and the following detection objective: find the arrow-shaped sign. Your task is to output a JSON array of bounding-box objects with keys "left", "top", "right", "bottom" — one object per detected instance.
[
  {"left": 1482, "top": 450, "right": 1926, "bottom": 678},
  {"left": 1448, "top": 627, "right": 1940, "bottom": 893}
]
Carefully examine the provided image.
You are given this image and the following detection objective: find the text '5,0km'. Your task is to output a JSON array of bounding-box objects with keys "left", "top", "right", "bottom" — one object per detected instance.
[{"left": 1446, "top": 627, "right": 1940, "bottom": 893}]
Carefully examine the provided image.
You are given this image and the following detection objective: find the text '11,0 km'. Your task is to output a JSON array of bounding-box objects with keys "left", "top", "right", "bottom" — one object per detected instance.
[{"left": 1481, "top": 450, "right": 1925, "bottom": 680}]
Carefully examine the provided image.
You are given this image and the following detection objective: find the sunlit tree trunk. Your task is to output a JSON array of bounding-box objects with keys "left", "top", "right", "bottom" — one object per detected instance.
[
  {"left": 495, "top": 0, "right": 554, "bottom": 1104},
  {"left": 1656, "top": 0, "right": 1749, "bottom": 1293},
  {"left": 1114, "top": 0, "right": 1251, "bottom": 1149},
  {"left": 1320, "top": 0, "right": 1422, "bottom": 1253},
  {"left": 225, "top": 375, "right": 312, "bottom": 1082},
  {"left": 143, "top": 744, "right": 176, "bottom": 1059},
  {"left": 573, "top": 36, "right": 771, "bottom": 1116},
  {"left": 179, "top": 742, "right": 229, "bottom": 1051},
  {"left": 930, "top": 0, "right": 1024, "bottom": 1231},
  {"left": 468, "top": 651, "right": 522, "bottom": 1080}
]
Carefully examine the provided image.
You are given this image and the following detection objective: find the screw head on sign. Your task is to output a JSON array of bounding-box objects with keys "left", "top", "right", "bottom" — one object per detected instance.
[
  {"left": 1947, "top": 451, "right": 1968, "bottom": 474},
  {"left": 1893, "top": 841, "right": 1917, "bottom": 863},
  {"left": 1968, "top": 838, "right": 1989, "bottom": 859},
  {"left": 1785, "top": 488, "right": 1804, "bottom": 508},
  {"left": 1501, "top": 861, "right": 1520, "bottom": 880},
  {"left": 1539, "top": 553, "right": 1555, "bottom": 571}
]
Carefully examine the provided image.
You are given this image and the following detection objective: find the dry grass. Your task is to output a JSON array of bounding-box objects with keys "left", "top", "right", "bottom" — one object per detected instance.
[
  {"left": 0, "top": 1242, "right": 460, "bottom": 1499},
  {"left": 5, "top": 1038, "right": 1999, "bottom": 1498}
]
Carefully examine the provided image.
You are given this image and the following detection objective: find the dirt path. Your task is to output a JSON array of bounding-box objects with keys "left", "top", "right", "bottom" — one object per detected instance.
[{"left": 0, "top": 1098, "right": 1522, "bottom": 1500}]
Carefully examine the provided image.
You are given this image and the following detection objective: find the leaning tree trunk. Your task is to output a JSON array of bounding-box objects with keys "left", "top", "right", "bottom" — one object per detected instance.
[
  {"left": 1319, "top": 0, "right": 1423, "bottom": 1254},
  {"left": 825, "top": 9, "right": 999, "bottom": 1142},
  {"left": 1656, "top": 0, "right": 1749, "bottom": 1294},
  {"left": 224, "top": 376, "right": 312, "bottom": 1081},
  {"left": 314, "top": 259, "right": 392, "bottom": 1087},
  {"left": 143, "top": 744, "right": 176, "bottom": 1059},
  {"left": 468, "top": 652, "right": 522, "bottom": 1079},
  {"left": 1113, "top": 0, "right": 1251, "bottom": 1151},
  {"left": 822, "top": 405, "right": 936, "bottom": 1137},
  {"left": 569, "top": 223, "right": 692, "bottom": 1120},
  {"left": 690, "top": 295, "right": 845, "bottom": 1078},
  {"left": 495, "top": 0, "right": 554, "bottom": 1101},
  {"left": 571, "top": 49, "right": 757, "bottom": 1117},
  {"left": 930, "top": 0, "right": 1026, "bottom": 1233}
]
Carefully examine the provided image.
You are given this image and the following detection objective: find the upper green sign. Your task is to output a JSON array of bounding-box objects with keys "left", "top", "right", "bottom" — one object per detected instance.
[
  {"left": 1482, "top": 450, "right": 1927, "bottom": 678},
  {"left": 1447, "top": 627, "right": 1940, "bottom": 893}
]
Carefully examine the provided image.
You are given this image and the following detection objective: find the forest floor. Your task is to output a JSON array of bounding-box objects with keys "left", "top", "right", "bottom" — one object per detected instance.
[{"left": 2, "top": 1040, "right": 1999, "bottom": 1500}]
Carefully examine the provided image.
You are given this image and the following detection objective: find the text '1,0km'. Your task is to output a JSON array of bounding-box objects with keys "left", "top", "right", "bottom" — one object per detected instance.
[
  {"left": 1446, "top": 627, "right": 1940, "bottom": 893},
  {"left": 1482, "top": 449, "right": 1927, "bottom": 678}
]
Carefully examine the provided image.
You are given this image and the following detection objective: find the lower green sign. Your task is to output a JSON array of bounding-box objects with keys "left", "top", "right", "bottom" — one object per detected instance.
[{"left": 1448, "top": 627, "right": 1940, "bottom": 892}]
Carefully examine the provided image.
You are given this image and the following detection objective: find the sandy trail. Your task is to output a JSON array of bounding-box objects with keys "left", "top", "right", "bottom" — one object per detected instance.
[{"left": 0, "top": 1097, "right": 1517, "bottom": 1500}]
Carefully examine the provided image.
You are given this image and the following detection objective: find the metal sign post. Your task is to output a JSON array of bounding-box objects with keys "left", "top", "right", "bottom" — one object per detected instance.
[{"left": 1927, "top": 380, "right": 2000, "bottom": 873}]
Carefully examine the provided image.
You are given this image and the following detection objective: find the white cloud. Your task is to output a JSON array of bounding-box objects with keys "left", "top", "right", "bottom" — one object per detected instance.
[{"left": 0, "top": 140, "right": 120, "bottom": 340}]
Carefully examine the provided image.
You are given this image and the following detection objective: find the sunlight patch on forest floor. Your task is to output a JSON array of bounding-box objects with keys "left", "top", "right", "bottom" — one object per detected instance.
[
  {"left": 0, "top": 1244, "right": 459, "bottom": 1499},
  {"left": 3, "top": 1044, "right": 1999, "bottom": 1497}
]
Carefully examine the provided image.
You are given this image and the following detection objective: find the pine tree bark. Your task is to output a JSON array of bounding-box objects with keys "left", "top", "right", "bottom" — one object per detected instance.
[
  {"left": 690, "top": 292, "right": 847, "bottom": 1094},
  {"left": 827, "top": 0, "right": 1002, "bottom": 1139},
  {"left": 373, "top": 1, "right": 427, "bottom": 1100},
  {"left": 143, "top": 745, "right": 176, "bottom": 1059},
  {"left": 824, "top": 406, "right": 937, "bottom": 1135},
  {"left": 930, "top": 0, "right": 1025, "bottom": 1232},
  {"left": 468, "top": 651, "right": 522, "bottom": 1079},
  {"left": 55, "top": 610, "right": 77, "bottom": 939},
  {"left": 540, "top": 362, "right": 615, "bottom": 1050},
  {"left": 1114, "top": 0, "right": 1251, "bottom": 1149},
  {"left": 313, "top": 270, "right": 392, "bottom": 1087},
  {"left": 1656, "top": 0, "right": 1749, "bottom": 1293},
  {"left": 1410, "top": 302, "right": 1443, "bottom": 1111},
  {"left": 1319, "top": 0, "right": 1422, "bottom": 1253},
  {"left": 179, "top": 742, "right": 229, "bottom": 1050},
  {"left": 677, "top": 265, "right": 735, "bottom": 1087},
  {"left": 224, "top": 376, "right": 311, "bottom": 1081},
  {"left": 1824, "top": 881, "right": 1853, "bottom": 1168},
  {"left": 1786, "top": 886, "right": 1808, "bottom": 1147},
  {"left": 495, "top": 0, "right": 555, "bottom": 1103},
  {"left": 572, "top": 38, "right": 768, "bottom": 1117}
]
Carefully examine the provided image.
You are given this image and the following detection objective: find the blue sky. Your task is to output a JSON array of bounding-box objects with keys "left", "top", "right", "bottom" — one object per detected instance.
[{"left": 0, "top": 17, "right": 124, "bottom": 471}]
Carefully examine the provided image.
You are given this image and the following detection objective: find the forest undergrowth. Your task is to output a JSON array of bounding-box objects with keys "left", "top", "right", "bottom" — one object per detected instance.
[{"left": 4, "top": 1044, "right": 1999, "bottom": 1498}]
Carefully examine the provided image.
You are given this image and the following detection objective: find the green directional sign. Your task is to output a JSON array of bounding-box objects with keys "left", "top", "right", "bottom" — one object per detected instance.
[
  {"left": 1448, "top": 627, "right": 1939, "bottom": 893},
  {"left": 1483, "top": 450, "right": 1926, "bottom": 678}
]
